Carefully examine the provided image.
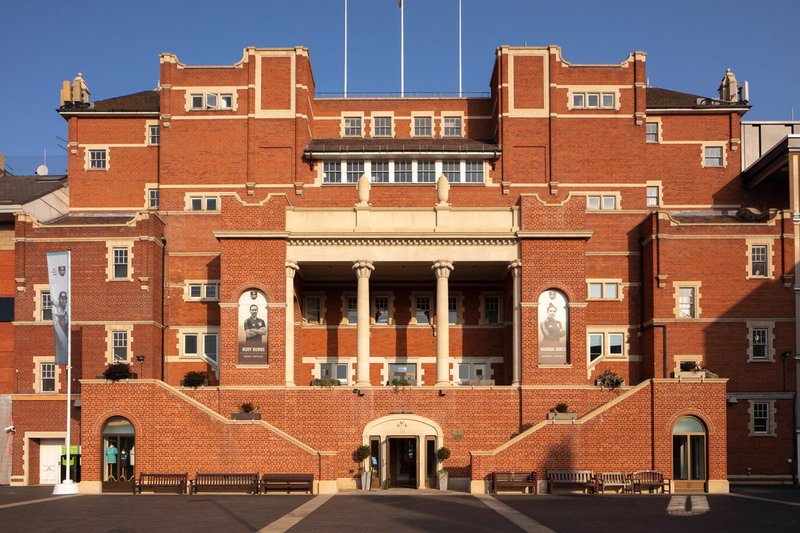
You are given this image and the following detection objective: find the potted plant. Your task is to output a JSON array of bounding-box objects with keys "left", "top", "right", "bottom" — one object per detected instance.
[
  {"left": 311, "top": 377, "right": 341, "bottom": 387},
  {"left": 231, "top": 402, "right": 261, "bottom": 420},
  {"left": 548, "top": 402, "right": 577, "bottom": 420},
  {"left": 596, "top": 369, "right": 624, "bottom": 391},
  {"left": 388, "top": 377, "right": 410, "bottom": 392},
  {"left": 354, "top": 444, "right": 371, "bottom": 490},
  {"left": 102, "top": 362, "right": 133, "bottom": 382},
  {"left": 436, "top": 446, "right": 451, "bottom": 490},
  {"left": 182, "top": 370, "right": 207, "bottom": 388}
]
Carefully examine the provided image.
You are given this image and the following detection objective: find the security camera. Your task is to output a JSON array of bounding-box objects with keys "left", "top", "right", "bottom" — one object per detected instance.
[{"left": 4, "top": 426, "right": 15, "bottom": 433}]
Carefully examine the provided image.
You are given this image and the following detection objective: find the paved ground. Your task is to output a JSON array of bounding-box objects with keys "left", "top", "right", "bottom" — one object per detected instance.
[{"left": 0, "top": 485, "right": 798, "bottom": 532}]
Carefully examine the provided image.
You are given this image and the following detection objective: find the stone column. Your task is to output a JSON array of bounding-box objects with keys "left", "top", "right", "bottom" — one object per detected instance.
[
  {"left": 285, "top": 260, "right": 299, "bottom": 386},
  {"left": 509, "top": 260, "right": 522, "bottom": 386},
  {"left": 353, "top": 260, "right": 374, "bottom": 386},
  {"left": 433, "top": 260, "right": 454, "bottom": 386}
]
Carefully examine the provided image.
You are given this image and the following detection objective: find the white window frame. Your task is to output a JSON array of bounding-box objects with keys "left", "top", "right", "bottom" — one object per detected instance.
[
  {"left": 148, "top": 124, "right": 160, "bottom": 146},
  {"left": 372, "top": 115, "right": 393, "bottom": 137},
  {"left": 341, "top": 294, "right": 358, "bottom": 325},
  {"left": 387, "top": 362, "right": 417, "bottom": 386},
  {"left": 586, "top": 194, "right": 619, "bottom": 211},
  {"left": 746, "top": 241, "right": 773, "bottom": 279},
  {"left": 480, "top": 293, "right": 502, "bottom": 325},
  {"left": 33, "top": 356, "right": 60, "bottom": 394},
  {"left": 394, "top": 160, "right": 413, "bottom": 183},
  {"left": 447, "top": 293, "right": 463, "bottom": 325},
  {"left": 148, "top": 188, "right": 159, "bottom": 209},
  {"left": 371, "top": 161, "right": 389, "bottom": 183},
  {"left": 646, "top": 185, "right": 660, "bottom": 207},
  {"left": 410, "top": 293, "right": 432, "bottom": 325},
  {"left": 188, "top": 92, "right": 235, "bottom": 111},
  {"left": 456, "top": 361, "right": 490, "bottom": 385},
  {"left": 185, "top": 194, "right": 221, "bottom": 212},
  {"left": 587, "top": 329, "right": 628, "bottom": 363},
  {"left": 465, "top": 161, "right": 484, "bottom": 183},
  {"left": 586, "top": 280, "right": 622, "bottom": 301},
  {"left": 184, "top": 281, "right": 220, "bottom": 302},
  {"left": 442, "top": 161, "right": 460, "bottom": 183},
  {"left": 442, "top": 115, "right": 463, "bottom": 137},
  {"left": 747, "top": 322, "right": 775, "bottom": 362},
  {"left": 319, "top": 361, "right": 350, "bottom": 384},
  {"left": 702, "top": 145, "right": 725, "bottom": 168},
  {"left": 417, "top": 160, "right": 436, "bottom": 183},
  {"left": 303, "top": 294, "right": 324, "bottom": 324},
  {"left": 346, "top": 161, "right": 364, "bottom": 183},
  {"left": 371, "top": 293, "right": 394, "bottom": 325},
  {"left": 88, "top": 149, "right": 108, "bottom": 170},
  {"left": 41, "top": 289, "right": 52, "bottom": 321},
  {"left": 412, "top": 115, "right": 433, "bottom": 137},
  {"left": 645, "top": 122, "right": 659, "bottom": 143},
  {"left": 323, "top": 161, "right": 342, "bottom": 183},
  {"left": 343, "top": 116, "right": 363, "bottom": 137},
  {"left": 674, "top": 282, "right": 701, "bottom": 319},
  {"left": 105, "top": 324, "right": 134, "bottom": 364},
  {"left": 749, "top": 400, "right": 776, "bottom": 437},
  {"left": 106, "top": 241, "right": 134, "bottom": 282}
]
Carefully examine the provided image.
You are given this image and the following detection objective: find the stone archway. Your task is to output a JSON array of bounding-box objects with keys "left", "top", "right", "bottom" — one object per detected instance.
[{"left": 363, "top": 414, "right": 443, "bottom": 490}]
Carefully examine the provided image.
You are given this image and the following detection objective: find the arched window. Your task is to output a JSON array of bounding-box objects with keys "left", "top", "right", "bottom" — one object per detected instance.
[
  {"left": 101, "top": 417, "right": 135, "bottom": 485},
  {"left": 238, "top": 289, "right": 269, "bottom": 365},
  {"left": 673, "top": 416, "right": 707, "bottom": 492},
  {"left": 538, "top": 289, "right": 568, "bottom": 364}
]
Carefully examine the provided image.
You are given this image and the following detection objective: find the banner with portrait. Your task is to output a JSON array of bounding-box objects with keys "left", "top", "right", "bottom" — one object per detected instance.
[
  {"left": 46, "top": 251, "right": 71, "bottom": 365},
  {"left": 538, "top": 289, "right": 568, "bottom": 364},
  {"left": 238, "top": 289, "right": 268, "bottom": 365}
]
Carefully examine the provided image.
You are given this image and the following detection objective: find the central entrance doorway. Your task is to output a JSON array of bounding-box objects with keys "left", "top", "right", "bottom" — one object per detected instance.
[
  {"left": 388, "top": 437, "right": 418, "bottom": 488},
  {"left": 672, "top": 416, "right": 707, "bottom": 492}
]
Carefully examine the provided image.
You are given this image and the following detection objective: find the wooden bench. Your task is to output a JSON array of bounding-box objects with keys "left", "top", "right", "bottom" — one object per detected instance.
[
  {"left": 191, "top": 473, "right": 260, "bottom": 494},
  {"left": 492, "top": 471, "right": 537, "bottom": 494},
  {"left": 132, "top": 473, "right": 188, "bottom": 494},
  {"left": 261, "top": 473, "right": 314, "bottom": 494},
  {"left": 596, "top": 472, "right": 631, "bottom": 494},
  {"left": 629, "top": 470, "right": 671, "bottom": 494},
  {"left": 547, "top": 470, "right": 596, "bottom": 494}
]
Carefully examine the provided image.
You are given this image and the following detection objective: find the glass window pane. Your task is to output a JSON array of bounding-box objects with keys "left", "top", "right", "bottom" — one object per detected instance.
[
  {"left": 443, "top": 161, "right": 460, "bottom": 183},
  {"left": 347, "top": 296, "right": 358, "bottom": 324},
  {"left": 673, "top": 416, "right": 705, "bottom": 434},
  {"left": 588, "top": 283, "right": 602, "bottom": 299},
  {"left": 189, "top": 284, "right": 202, "bottom": 298},
  {"left": 448, "top": 296, "right": 457, "bottom": 324},
  {"left": 204, "top": 334, "right": 218, "bottom": 362},
  {"left": 608, "top": 333, "right": 624, "bottom": 355},
  {"left": 604, "top": 283, "right": 618, "bottom": 299},
  {"left": 458, "top": 363, "right": 470, "bottom": 383},
  {"left": 205, "top": 284, "right": 218, "bottom": 299},
  {"left": 184, "top": 334, "right": 198, "bottom": 355},
  {"left": 587, "top": 93, "right": 599, "bottom": 107},
  {"left": 320, "top": 363, "right": 333, "bottom": 379},
  {"left": 371, "top": 161, "right": 389, "bottom": 183},
  {"left": 573, "top": 93, "right": 585, "bottom": 108},
  {"left": 416, "top": 296, "right": 430, "bottom": 324},
  {"left": 323, "top": 161, "right": 342, "bottom": 183},
  {"left": 395, "top": 161, "right": 412, "bottom": 182},
  {"left": 374, "top": 296, "right": 388, "bottom": 324},
  {"left": 485, "top": 296, "right": 499, "bottom": 324},
  {"left": 587, "top": 196, "right": 600, "bottom": 210},
  {"left": 589, "top": 333, "right": 603, "bottom": 361},
  {"left": 335, "top": 363, "right": 348, "bottom": 381},
  {"left": 602, "top": 196, "right": 616, "bottom": 210},
  {"left": 417, "top": 161, "right": 435, "bottom": 183}
]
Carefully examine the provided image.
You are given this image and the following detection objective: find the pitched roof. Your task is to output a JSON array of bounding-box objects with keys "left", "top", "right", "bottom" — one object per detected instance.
[
  {"left": 47, "top": 214, "right": 137, "bottom": 226},
  {"left": 305, "top": 137, "right": 500, "bottom": 157},
  {"left": 60, "top": 91, "right": 159, "bottom": 113},
  {"left": 646, "top": 87, "right": 747, "bottom": 110},
  {"left": 0, "top": 175, "right": 67, "bottom": 205}
]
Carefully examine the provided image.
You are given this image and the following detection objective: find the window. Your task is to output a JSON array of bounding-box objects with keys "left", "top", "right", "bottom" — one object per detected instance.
[
  {"left": 415, "top": 296, "right": 430, "bottom": 324},
  {"left": 465, "top": 161, "right": 484, "bottom": 183},
  {"left": 373, "top": 296, "right": 389, "bottom": 324},
  {"left": 41, "top": 362, "right": 56, "bottom": 393},
  {"left": 188, "top": 195, "right": 220, "bottom": 211},
  {"left": 371, "top": 161, "right": 389, "bottom": 183},
  {"left": 0, "top": 298, "right": 11, "bottom": 322},
  {"left": 113, "top": 247, "right": 129, "bottom": 279},
  {"left": 346, "top": 296, "right": 358, "bottom": 324},
  {"left": 646, "top": 122, "right": 659, "bottom": 143},
  {"left": 388, "top": 363, "right": 416, "bottom": 385},
  {"left": 148, "top": 188, "right": 159, "bottom": 209},
  {"left": 190, "top": 93, "right": 233, "bottom": 110},
  {"left": 484, "top": 296, "right": 499, "bottom": 324},
  {"left": 443, "top": 161, "right": 460, "bottom": 183},
  {"left": 572, "top": 92, "right": 615, "bottom": 109},
  {"left": 457, "top": 362, "right": 488, "bottom": 385},
  {"left": 373, "top": 116, "right": 392, "bottom": 137},
  {"left": 417, "top": 161, "right": 435, "bottom": 183},
  {"left": 186, "top": 282, "right": 219, "bottom": 301},
  {"left": 677, "top": 286, "right": 697, "bottom": 318},
  {"left": 323, "top": 161, "right": 341, "bottom": 183},
  {"left": 586, "top": 195, "right": 617, "bottom": 210},
  {"left": 748, "top": 322, "right": 774, "bottom": 362},
  {"left": 394, "top": 161, "right": 412, "bottom": 183},
  {"left": 602, "top": 93, "right": 615, "bottom": 109},
  {"left": 320, "top": 362, "right": 348, "bottom": 384},
  {"left": 572, "top": 93, "right": 585, "bottom": 108},
  {"left": 749, "top": 400, "right": 775, "bottom": 436},
  {"left": 588, "top": 331, "right": 626, "bottom": 362},
  {"left": 752, "top": 328, "right": 768, "bottom": 361},
  {"left": 751, "top": 245, "right": 768, "bottom": 277},
  {"left": 704, "top": 146, "right": 723, "bottom": 167},
  {"left": 414, "top": 116, "right": 432, "bottom": 136},
  {"left": 304, "top": 296, "right": 321, "bottom": 323},
  {"left": 148, "top": 125, "right": 160, "bottom": 145},
  {"left": 41, "top": 290, "right": 52, "bottom": 321},
  {"left": 443, "top": 116, "right": 462, "bottom": 136},
  {"left": 646, "top": 186, "right": 660, "bottom": 207},
  {"left": 343, "top": 116, "right": 362, "bottom": 137},
  {"left": 346, "top": 161, "right": 364, "bottom": 183},
  {"left": 89, "top": 149, "right": 107, "bottom": 170},
  {"left": 448, "top": 296, "right": 457, "bottom": 324},
  {"left": 183, "top": 332, "right": 219, "bottom": 363},
  {"left": 587, "top": 281, "right": 621, "bottom": 300},
  {"left": 587, "top": 93, "right": 600, "bottom": 108},
  {"left": 113, "top": 331, "right": 128, "bottom": 362}
]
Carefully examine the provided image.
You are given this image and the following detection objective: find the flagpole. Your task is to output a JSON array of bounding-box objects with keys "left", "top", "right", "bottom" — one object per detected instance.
[
  {"left": 458, "top": 0, "right": 462, "bottom": 97},
  {"left": 400, "top": 0, "right": 404, "bottom": 98},
  {"left": 53, "top": 251, "right": 77, "bottom": 495},
  {"left": 344, "top": 0, "right": 348, "bottom": 98}
]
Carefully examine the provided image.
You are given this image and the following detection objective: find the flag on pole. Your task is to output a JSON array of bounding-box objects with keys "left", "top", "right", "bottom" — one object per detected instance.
[{"left": 46, "top": 252, "right": 70, "bottom": 365}]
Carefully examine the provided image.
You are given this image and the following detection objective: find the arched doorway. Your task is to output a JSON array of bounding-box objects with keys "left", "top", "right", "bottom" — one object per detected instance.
[
  {"left": 672, "top": 416, "right": 706, "bottom": 492},
  {"left": 363, "top": 415, "right": 443, "bottom": 490},
  {"left": 101, "top": 417, "right": 135, "bottom": 492}
]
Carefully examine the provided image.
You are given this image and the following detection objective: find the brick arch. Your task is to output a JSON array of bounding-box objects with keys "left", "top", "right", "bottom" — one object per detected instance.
[
  {"left": 91, "top": 410, "right": 141, "bottom": 437},
  {"left": 664, "top": 411, "right": 716, "bottom": 436},
  {"left": 223, "top": 284, "right": 274, "bottom": 306},
  {"left": 534, "top": 285, "right": 576, "bottom": 304}
]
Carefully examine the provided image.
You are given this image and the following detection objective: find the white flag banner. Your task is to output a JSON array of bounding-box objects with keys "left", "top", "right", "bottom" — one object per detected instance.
[{"left": 46, "top": 252, "right": 70, "bottom": 365}]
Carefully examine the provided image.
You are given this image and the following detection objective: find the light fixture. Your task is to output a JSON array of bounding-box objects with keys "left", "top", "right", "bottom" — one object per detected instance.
[
  {"left": 438, "top": 390, "right": 446, "bottom": 397},
  {"left": 353, "top": 388, "right": 363, "bottom": 396}
]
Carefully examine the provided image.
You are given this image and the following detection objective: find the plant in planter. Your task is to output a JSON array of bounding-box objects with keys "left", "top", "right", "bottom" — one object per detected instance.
[
  {"left": 354, "top": 444, "right": 372, "bottom": 490},
  {"left": 103, "top": 362, "right": 133, "bottom": 381},
  {"left": 231, "top": 402, "right": 261, "bottom": 420},
  {"left": 311, "top": 377, "right": 341, "bottom": 387},
  {"left": 596, "top": 369, "right": 624, "bottom": 391},
  {"left": 678, "top": 361, "right": 718, "bottom": 378},
  {"left": 388, "top": 377, "right": 410, "bottom": 391},
  {"left": 548, "top": 403, "right": 576, "bottom": 420},
  {"left": 182, "top": 370, "right": 207, "bottom": 388},
  {"left": 436, "top": 446, "right": 451, "bottom": 491}
]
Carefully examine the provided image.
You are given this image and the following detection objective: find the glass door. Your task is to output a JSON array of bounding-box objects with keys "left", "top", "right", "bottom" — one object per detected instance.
[{"left": 672, "top": 417, "right": 706, "bottom": 492}]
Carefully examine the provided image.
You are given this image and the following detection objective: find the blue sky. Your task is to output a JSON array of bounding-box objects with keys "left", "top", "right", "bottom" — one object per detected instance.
[{"left": 1, "top": 0, "right": 798, "bottom": 175}]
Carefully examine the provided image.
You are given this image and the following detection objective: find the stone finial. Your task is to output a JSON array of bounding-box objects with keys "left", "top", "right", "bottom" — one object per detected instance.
[
  {"left": 71, "top": 73, "right": 91, "bottom": 104},
  {"left": 718, "top": 68, "right": 738, "bottom": 103},
  {"left": 436, "top": 174, "right": 450, "bottom": 206},
  {"left": 356, "top": 174, "right": 371, "bottom": 206}
]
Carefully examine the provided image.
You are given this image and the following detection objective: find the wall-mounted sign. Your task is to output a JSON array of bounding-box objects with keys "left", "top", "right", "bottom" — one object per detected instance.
[
  {"left": 238, "top": 290, "right": 268, "bottom": 365},
  {"left": 538, "top": 289, "right": 568, "bottom": 364}
]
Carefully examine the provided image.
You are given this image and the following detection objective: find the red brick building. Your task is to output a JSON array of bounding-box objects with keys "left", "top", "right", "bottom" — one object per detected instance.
[{"left": 3, "top": 45, "right": 798, "bottom": 493}]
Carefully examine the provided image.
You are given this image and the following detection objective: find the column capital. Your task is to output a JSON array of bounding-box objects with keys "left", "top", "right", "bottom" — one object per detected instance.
[
  {"left": 508, "top": 259, "right": 522, "bottom": 275},
  {"left": 353, "top": 260, "right": 374, "bottom": 278},
  {"left": 285, "top": 260, "right": 299, "bottom": 278},
  {"left": 432, "top": 260, "right": 454, "bottom": 278}
]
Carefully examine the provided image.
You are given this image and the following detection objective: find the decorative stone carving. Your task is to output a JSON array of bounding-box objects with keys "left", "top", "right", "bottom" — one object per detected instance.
[
  {"left": 357, "top": 174, "right": 371, "bottom": 206},
  {"left": 436, "top": 175, "right": 450, "bottom": 206}
]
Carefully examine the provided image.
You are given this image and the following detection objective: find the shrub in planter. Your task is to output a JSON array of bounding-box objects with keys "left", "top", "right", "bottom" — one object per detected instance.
[
  {"left": 182, "top": 371, "right": 207, "bottom": 388},
  {"left": 436, "top": 446, "right": 451, "bottom": 462},
  {"left": 311, "top": 378, "right": 341, "bottom": 387},
  {"left": 596, "top": 370, "right": 624, "bottom": 390},
  {"left": 239, "top": 402, "right": 257, "bottom": 414},
  {"left": 554, "top": 402, "right": 569, "bottom": 414},
  {"left": 103, "top": 362, "right": 133, "bottom": 381},
  {"left": 354, "top": 444, "right": 371, "bottom": 463}
]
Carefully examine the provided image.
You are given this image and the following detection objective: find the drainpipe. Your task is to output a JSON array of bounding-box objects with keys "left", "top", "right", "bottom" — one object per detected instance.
[{"left": 160, "top": 237, "right": 167, "bottom": 382}]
